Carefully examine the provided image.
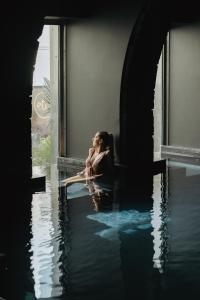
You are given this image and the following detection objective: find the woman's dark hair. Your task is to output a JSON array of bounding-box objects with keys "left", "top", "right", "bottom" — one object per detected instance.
[
  {"left": 98, "top": 131, "right": 114, "bottom": 173},
  {"left": 98, "top": 131, "right": 112, "bottom": 148},
  {"left": 98, "top": 131, "right": 114, "bottom": 160}
]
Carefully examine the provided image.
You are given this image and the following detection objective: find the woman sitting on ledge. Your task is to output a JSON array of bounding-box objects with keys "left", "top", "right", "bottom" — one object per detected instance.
[{"left": 62, "top": 131, "right": 114, "bottom": 186}]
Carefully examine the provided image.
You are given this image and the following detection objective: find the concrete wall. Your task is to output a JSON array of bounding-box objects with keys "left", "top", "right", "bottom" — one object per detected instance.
[
  {"left": 65, "top": 2, "right": 142, "bottom": 161},
  {"left": 169, "top": 22, "right": 200, "bottom": 149}
]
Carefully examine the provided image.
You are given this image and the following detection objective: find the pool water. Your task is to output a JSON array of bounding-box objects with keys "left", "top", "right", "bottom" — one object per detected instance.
[{"left": 1, "top": 161, "right": 200, "bottom": 300}]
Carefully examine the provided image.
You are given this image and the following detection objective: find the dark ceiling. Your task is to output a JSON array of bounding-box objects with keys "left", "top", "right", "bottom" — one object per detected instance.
[{"left": 3, "top": 0, "right": 200, "bottom": 24}]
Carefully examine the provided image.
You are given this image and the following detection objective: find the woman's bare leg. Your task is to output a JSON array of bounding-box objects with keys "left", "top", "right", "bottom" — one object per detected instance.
[
  {"left": 62, "top": 174, "right": 103, "bottom": 186},
  {"left": 62, "top": 175, "right": 83, "bottom": 185}
]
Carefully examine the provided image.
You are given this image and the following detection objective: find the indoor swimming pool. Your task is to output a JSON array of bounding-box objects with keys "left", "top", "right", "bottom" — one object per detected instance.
[{"left": 1, "top": 160, "right": 200, "bottom": 300}]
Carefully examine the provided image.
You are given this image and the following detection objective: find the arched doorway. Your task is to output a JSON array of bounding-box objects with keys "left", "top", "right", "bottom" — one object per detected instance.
[{"left": 120, "top": 0, "right": 169, "bottom": 184}]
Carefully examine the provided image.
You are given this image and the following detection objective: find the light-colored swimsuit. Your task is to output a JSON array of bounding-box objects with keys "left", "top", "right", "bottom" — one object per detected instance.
[{"left": 78, "top": 148, "right": 113, "bottom": 178}]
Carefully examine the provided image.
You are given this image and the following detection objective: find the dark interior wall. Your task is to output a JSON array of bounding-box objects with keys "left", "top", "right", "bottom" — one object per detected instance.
[
  {"left": 65, "top": 1, "right": 143, "bottom": 161},
  {"left": 169, "top": 22, "right": 200, "bottom": 149},
  {"left": 0, "top": 17, "right": 44, "bottom": 186},
  {"left": 0, "top": 14, "right": 45, "bottom": 299}
]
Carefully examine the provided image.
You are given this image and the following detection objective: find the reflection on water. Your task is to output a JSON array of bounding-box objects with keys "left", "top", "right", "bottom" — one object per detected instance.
[
  {"left": 22, "top": 162, "right": 200, "bottom": 299},
  {"left": 29, "top": 166, "right": 168, "bottom": 299},
  {"left": 87, "top": 210, "right": 152, "bottom": 241},
  {"left": 31, "top": 186, "right": 54, "bottom": 298},
  {"left": 30, "top": 165, "right": 63, "bottom": 299},
  {"left": 151, "top": 173, "right": 169, "bottom": 273}
]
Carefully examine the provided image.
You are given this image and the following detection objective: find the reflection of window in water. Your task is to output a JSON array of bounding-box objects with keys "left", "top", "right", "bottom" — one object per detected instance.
[
  {"left": 151, "top": 173, "right": 169, "bottom": 273},
  {"left": 30, "top": 167, "right": 64, "bottom": 298}
]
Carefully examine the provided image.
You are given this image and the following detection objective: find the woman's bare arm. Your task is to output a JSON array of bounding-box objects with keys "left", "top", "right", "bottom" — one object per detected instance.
[{"left": 62, "top": 173, "right": 103, "bottom": 186}]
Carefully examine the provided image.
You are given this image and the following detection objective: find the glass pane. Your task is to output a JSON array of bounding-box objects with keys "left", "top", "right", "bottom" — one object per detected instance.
[
  {"left": 32, "top": 25, "right": 59, "bottom": 178},
  {"left": 154, "top": 53, "right": 163, "bottom": 161}
]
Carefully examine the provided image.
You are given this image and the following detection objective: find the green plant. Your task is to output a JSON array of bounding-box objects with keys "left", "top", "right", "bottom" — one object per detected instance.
[{"left": 32, "top": 135, "right": 52, "bottom": 167}]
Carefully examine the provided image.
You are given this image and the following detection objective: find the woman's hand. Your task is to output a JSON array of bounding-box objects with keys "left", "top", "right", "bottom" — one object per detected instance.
[
  {"left": 88, "top": 147, "right": 95, "bottom": 156},
  {"left": 93, "top": 174, "right": 103, "bottom": 179}
]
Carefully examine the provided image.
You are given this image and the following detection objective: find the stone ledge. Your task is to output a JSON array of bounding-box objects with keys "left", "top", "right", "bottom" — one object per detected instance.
[
  {"left": 57, "top": 156, "right": 125, "bottom": 171},
  {"left": 161, "top": 145, "right": 200, "bottom": 164},
  {"left": 57, "top": 157, "right": 85, "bottom": 172},
  {"left": 57, "top": 156, "right": 166, "bottom": 175}
]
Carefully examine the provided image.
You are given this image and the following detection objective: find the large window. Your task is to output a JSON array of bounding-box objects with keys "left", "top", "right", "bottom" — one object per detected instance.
[
  {"left": 153, "top": 53, "right": 163, "bottom": 161},
  {"left": 32, "top": 25, "right": 59, "bottom": 177}
]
